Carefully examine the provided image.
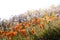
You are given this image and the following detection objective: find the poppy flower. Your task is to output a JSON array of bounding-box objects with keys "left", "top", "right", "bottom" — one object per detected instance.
[
  {"left": 41, "top": 18, "right": 45, "bottom": 21},
  {"left": 0, "top": 30, "right": 3, "bottom": 35},
  {"left": 39, "top": 24, "right": 44, "bottom": 29},
  {"left": 9, "top": 31, "right": 17, "bottom": 37},
  {"left": 24, "top": 22, "right": 30, "bottom": 28},
  {"left": 18, "top": 23, "right": 23, "bottom": 30},
  {"left": 12, "top": 31, "right": 17, "bottom": 36},
  {"left": 31, "top": 17, "right": 37, "bottom": 24},
  {"left": 15, "top": 26, "right": 19, "bottom": 31},
  {"left": 18, "top": 23, "right": 22, "bottom": 26},
  {"left": 0, "top": 30, "right": 3, "bottom": 38},
  {"left": 4, "top": 31, "right": 9, "bottom": 37},
  {"left": 36, "top": 17, "right": 41, "bottom": 24},
  {"left": 31, "top": 28, "right": 35, "bottom": 34},
  {"left": 20, "top": 29, "right": 27, "bottom": 36}
]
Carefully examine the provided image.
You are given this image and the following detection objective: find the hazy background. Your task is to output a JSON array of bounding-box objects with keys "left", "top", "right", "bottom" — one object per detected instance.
[{"left": 0, "top": 0, "right": 60, "bottom": 20}]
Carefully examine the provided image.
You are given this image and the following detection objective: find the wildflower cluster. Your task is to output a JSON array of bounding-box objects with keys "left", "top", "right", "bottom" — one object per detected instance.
[{"left": 0, "top": 5, "right": 60, "bottom": 40}]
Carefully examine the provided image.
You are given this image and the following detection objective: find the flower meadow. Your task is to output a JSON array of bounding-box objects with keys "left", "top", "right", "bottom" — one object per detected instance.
[{"left": 0, "top": 6, "right": 60, "bottom": 40}]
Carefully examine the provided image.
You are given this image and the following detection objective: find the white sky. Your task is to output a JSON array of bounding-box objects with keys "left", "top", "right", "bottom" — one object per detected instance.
[{"left": 0, "top": 0, "right": 60, "bottom": 20}]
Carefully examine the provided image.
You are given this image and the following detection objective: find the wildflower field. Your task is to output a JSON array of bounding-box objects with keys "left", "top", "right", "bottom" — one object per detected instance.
[{"left": 0, "top": 6, "right": 60, "bottom": 40}]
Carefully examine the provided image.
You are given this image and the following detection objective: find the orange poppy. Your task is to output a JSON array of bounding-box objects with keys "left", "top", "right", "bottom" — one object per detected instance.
[
  {"left": 39, "top": 24, "right": 44, "bottom": 29},
  {"left": 18, "top": 23, "right": 22, "bottom": 30},
  {"left": 20, "top": 29, "right": 27, "bottom": 36},
  {"left": 31, "top": 17, "right": 37, "bottom": 24},
  {"left": 12, "top": 31, "right": 17, "bottom": 36},
  {"left": 19, "top": 26, "right": 22, "bottom": 30},
  {"left": 31, "top": 28, "right": 35, "bottom": 34},
  {"left": 0, "top": 30, "right": 3, "bottom": 38},
  {"left": 37, "top": 17, "right": 41, "bottom": 24},
  {"left": 4, "top": 31, "right": 9, "bottom": 37},
  {"left": 15, "top": 26, "right": 19, "bottom": 32},
  {"left": 9, "top": 31, "right": 17, "bottom": 37},
  {"left": 0, "top": 30, "right": 3, "bottom": 35},
  {"left": 18, "top": 23, "right": 22, "bottom": 26},
  {"left": 41, "top": 18, "right": 45, "bottom": 21},
  {"left": 24, "top": 22, "right": 30, "bottom": 28}
]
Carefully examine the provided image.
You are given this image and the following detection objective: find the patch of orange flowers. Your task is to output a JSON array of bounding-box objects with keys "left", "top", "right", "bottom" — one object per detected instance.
[
  {"left": 4, "top": 30, "right": 17, "bottom": 37},
  {"left": 0, "top": 13, "right": 60, "bottom": 40}
]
